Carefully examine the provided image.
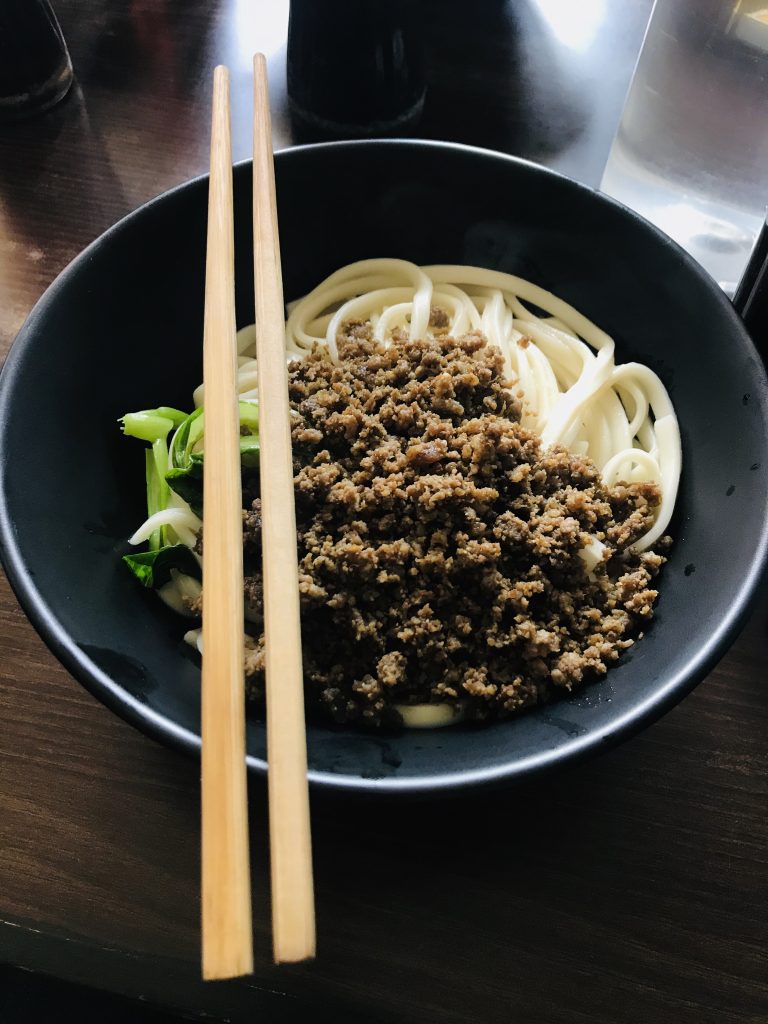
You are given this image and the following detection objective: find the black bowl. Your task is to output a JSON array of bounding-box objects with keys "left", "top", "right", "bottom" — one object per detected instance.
[{"left": 2, "top": 141, "right": 767, "bottom": 793}]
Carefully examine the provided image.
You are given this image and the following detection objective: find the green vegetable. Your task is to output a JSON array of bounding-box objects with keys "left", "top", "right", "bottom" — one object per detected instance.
[
  {"left": 165, "top": 402, "right": 260, "bottom": 514},
  {"left": 169, "top": 406, "right": 205, "bottom": 469},
  {"left": 119, "top": 406, "right": 192, "bottom": 550},
  {"left": 122, "top": 543, "right": 202, "bottom": 589},
  {"left": 146, "top": 428, "right": 175, "bottom": 551},
  {"left": 164, "top": 462, "right": 203, "bottom": 513},
  {"left": 119, "top": 407, "right": 187, "bottom": 443},
  {"left": 119, "top": 398, "right": 259, "bottom": 590}
]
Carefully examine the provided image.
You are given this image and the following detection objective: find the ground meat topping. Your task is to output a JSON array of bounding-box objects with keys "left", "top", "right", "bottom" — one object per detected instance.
[{"left": 237, "top": 322, "right": 667, "bottom": 726}]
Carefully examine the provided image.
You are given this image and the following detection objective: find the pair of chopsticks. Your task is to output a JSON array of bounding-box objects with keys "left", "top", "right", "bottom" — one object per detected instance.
[{"left": 200, "top": 55, "right": 315, "bottom": 979}]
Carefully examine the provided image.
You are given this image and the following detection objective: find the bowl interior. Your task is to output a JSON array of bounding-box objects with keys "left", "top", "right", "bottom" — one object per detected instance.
[{"left": 2, "top": 141, "right": 767, "bottom": 792}]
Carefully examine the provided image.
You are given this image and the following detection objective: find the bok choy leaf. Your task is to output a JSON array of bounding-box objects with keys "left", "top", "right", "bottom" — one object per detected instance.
[
  {"left": 164, "top": 401, "right": 259, "bottom": 515},
  {"left": 122, "top": 543, "right": 202, "bottom": 589},
  {"left": 119, "top": 399, "right": 259, "bottom": 594}
]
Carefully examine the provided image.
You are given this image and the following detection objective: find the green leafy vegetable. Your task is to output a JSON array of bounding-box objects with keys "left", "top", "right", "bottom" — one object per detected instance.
[
  {"left": 164, "top": 402, "right": 260, "bottom": 514},
  {"left": 169, "top": 406, "right": 205, "bottom": 469},
  {"left": 165, "top": 461, "right": 203, "bottom": 513},
  {"left": 119, "top": 407, "right": 188, "bottom": 443},
  {"left": 119, "top": 398, "right": 259, "bottom": 591},
  {"left": 120, "top": 406, "right": 191, "bottom": 552},
  {"left": 122, "top": 543, "right": 202, "bottom": 589}
]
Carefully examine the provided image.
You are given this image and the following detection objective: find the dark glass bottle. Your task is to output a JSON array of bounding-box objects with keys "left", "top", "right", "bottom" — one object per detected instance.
[
  {"left": 287, "top": 0, "right": 425, "bottom": 141},
  {"left": 0, "top": 0, "right": 73, "bottom": 121}
]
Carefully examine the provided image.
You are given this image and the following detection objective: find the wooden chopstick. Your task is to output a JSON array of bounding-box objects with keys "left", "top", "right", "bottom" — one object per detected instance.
[
  {"left": 201, "top": 64, "right": 254, "bottom": 981},
  {"left": 252, "top": 52, "right": 316, "bottom": 964}
]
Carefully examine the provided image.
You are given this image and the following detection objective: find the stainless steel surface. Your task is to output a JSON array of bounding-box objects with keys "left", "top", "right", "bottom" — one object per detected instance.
[{"left": 601, "top": 0, "right": 768, "bottom": 296}]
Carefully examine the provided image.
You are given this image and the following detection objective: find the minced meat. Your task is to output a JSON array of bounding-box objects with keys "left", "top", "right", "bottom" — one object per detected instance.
[{"left": 236, "top": 322, "right": 668, "bottom": 727}]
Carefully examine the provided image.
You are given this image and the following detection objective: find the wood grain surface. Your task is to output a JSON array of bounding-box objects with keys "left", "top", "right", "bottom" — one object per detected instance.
[{"left": 1, "top": 2, "right": 766, "bottom": 1022}]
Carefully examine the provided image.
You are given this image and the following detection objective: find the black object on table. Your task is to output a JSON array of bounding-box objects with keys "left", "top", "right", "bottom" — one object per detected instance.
[
  {"left": 287, "top": 0, "right": 425, "bottom": 140},
  {"left": 0, "top": 0, "right": 73, "bottom": 121}
]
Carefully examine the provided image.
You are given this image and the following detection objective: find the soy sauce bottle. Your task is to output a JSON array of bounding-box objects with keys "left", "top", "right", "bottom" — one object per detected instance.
[
  {"left": 0, "top": 0, "right": 73, "bottom": 121},
  {"left": 287, "top": 0, "right": 426, "bottom": 141}
]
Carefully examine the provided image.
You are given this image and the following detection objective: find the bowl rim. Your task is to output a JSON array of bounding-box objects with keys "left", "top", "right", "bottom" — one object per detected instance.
[{"left": 2, "top": 137, "right": 768, "bottom": 794}]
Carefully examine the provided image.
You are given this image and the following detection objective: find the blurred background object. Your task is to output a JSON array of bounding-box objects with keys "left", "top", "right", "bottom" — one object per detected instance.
[
  {"left": 733, "top": 213, "right": 768, "bottom": 345},
  {"left": 0, "top": 0, "right": 73, "bottom": 121},
  {"left": 601, "top": 0, "right": 768, "bottom": 297},
  {"left": 286, "top": 0, "right": 425, "bottom": 140}
]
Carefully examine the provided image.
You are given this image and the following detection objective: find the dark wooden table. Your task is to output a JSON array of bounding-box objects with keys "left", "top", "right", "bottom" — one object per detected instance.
[{"left": 1, "top": 2, "right": 767, "bottom": 1022}]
